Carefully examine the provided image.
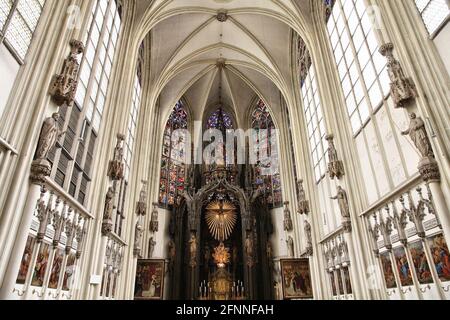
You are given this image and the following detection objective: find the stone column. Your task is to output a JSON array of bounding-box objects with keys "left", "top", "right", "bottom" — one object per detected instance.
[{"left": 0, "top": 162, "right": 50, "bottom": 299}]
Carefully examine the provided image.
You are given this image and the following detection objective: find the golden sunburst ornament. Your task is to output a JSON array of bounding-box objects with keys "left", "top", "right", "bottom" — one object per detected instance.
[{"left": 205, "top": 200, "right": 237, "bottom": 241}]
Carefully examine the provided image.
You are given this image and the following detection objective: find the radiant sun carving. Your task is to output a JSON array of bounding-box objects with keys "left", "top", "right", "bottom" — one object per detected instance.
[{"left": 205, "top": 200, "right": 237, "bottom": 242}]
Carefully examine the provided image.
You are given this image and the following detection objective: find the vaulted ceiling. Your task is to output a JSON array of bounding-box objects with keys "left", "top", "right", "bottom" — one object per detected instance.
[{"left": 131, "top": 0, "right": 319, "bottom": 129}]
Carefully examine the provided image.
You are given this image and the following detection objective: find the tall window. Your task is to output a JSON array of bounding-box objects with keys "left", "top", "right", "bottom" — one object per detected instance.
[
  {"left": 251, "top": 100, "right": 282, "bottom": 208},
  {"left": 48, "top": 0, "right": 122, "bottom": 206},
  {"left": 159, "top": 101, "right": 188, "bottom": 207},
  {"left": 415, "top": 0, "right": 450, "bottom": 35},
  {"left": 0, "top": 0, "right": 46, "bottom": 61},
  {"left": 327, "top": 0, "right": 390, "bottom": 135},
  {"left": 301, "top": 66, "right": 327, "bottom": 183}
]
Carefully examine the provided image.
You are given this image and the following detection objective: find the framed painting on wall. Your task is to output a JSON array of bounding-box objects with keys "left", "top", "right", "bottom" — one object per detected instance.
[
  {"left": 280, "top": 259, "right": 313, "bottom": 299},
  {"left": 134, "top": 259, "right": 165, "bottom": 300}
]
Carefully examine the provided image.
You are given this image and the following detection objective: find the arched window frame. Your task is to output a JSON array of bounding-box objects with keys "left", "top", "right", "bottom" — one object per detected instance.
[
  {"left": 0, "top": 0, "right": 46, "bottom": 63},
  {"left": 251, "top": 100, "right": 283, "bottom": 209},
  {"left": 48, "top": 0, "right": 123, "bottom": 206},
  {"left": 415, "top": 0, "right": 450, "bottom": 36},
  {"left": 159, "top": 101, "right": 189, "bottom": 208},
  {"left": 326, "top": 0, "right": 390, "bottom": 136}
]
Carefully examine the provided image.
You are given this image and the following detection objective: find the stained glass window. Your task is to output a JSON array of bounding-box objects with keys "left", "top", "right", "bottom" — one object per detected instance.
[
  {"left": 251, "top": 100, "right": 282, "bottom": 208},
  {"left": 159, "top": 101, "right": 188, "bottom": 207},
  {"left": 207, "top": 108, "right": 233, "bottom": 129},
  {"left": 415, "top": 0, "right": 449, "bottom": 35},
  {"left": 0, "top": 0, "right": 46, "bottom": 61}
]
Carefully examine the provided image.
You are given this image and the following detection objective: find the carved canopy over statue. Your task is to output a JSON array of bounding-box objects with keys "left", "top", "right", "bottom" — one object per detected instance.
[
  {"left": 50, "top": 40, "right": 85, "bottom": 107},
  {"left": 379, "top": 43, "right": 417, "bottom": 108}
]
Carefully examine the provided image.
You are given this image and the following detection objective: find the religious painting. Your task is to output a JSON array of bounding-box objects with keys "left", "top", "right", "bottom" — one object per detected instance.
[
  {"left": 428, "top": 233, "right": 450, "bottom": 282},
  {"left": 31, "top": 243, "right": 50, "bottom": 287},
  {"left": 409, "top": 241, "right": 433, "bottom": 285},
  {"left": 280, "top": 259, "right": 313, "bottom": 299},
  {"left": 62, "top": 253, "right": 77, "bottom": 291},
  {"left": 16, "top": 236, "right": 36, "bottom": 284},
  {"left": 393, "top": 246, "right": 413, "bottom": 287},
  {"left": 49, "top": 249, "right": 64, "bottom": 289},
  {"left": 380, "top": 251, "right": 397, "bottom": 289},
  {"left": 134, "top": 259, "right": 165, "bottom": 300},
  {"left": 342, "top": 266, "right": 353, "bottom": 295}
]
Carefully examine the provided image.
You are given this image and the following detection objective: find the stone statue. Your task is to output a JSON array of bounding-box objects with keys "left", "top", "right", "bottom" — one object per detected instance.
[
  {"left": 133, "top": 222, "right": 143, "bottom": 257},
  {"left": 148, "top": 237, "right": 156, "bottom": 258},
  {"left": 304, "top": 220, "right": 313, "bottom": 256},
  {"left": 107, "top": 134, "right": 125, "bottom": 181},
  {"left": 34, "top": 113, "right": 65, "bottom": 161},
  {"left": 136, "top": 181, "right": 148, "bottom": 216},
  {"left": 283, "top": 201, "right": 293, "bottom": 232},
  {"left": 379, "top": 43, "right": 417, "bottom": 108},
  {"left": 189, "top": 234, "right": 197, "bottom": 267},
  {"left": 149, "top": 202, "right": 159, "bottom": 232},
  {"left": 330, "top": 186, "right": 351, "bottom": 219},
  {"left": 286, "top": 236, "right": 295, "bottom": 258},
  {"left": 101, "top": 187, "right": 115, "bottom": 236},
  {"left": 297, "top": 179, "right": 310, "bottom": 215},
  {"left": 245, "top": 233, "right": 254, "bottom": 266},
  {"left": 326, "top": 134, "right": 345, "bottom": 180},
  {"left": 401, "top": 113, "right": 434, "bottom": 158}
]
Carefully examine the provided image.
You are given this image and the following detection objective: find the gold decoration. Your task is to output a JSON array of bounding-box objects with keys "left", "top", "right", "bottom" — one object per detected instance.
[
  {"left": 205, "top": 200, "right": 237, "bottom": 241},
  {"left": 212, "top": 242, "right": 231, "bottom": 268}
]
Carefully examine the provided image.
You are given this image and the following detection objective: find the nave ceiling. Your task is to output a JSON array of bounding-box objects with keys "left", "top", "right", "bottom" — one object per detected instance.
[{"left": 128, "top": 0, "right": 320, "bottom": 129}]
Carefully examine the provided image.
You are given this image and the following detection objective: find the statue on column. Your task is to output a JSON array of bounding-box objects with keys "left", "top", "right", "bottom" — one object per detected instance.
[
  {"left": 189, "top": 234, "right": 197, "bottom": 267},
  {"left": 148, "top": 237, "right": 156, "bottom": 258},
  {"left": 107, "top": 134, "right": 125, "bottom": 181},
  {"left": 401, "top": 113, "right": 434, "bottom": 158},
  {"left": 34, "top": 113, "right": 65, "bottom": 163},
  {"left": 149, "top": 202, "right": 159, "bottom": 232},
  {"left": 168, "top": 239, "right": 176, "bottom": 272},
  {"left": 245, "top": 233, "right": 254, "bottom": 267},
  {"left": 401, "top": 113, "right": 440, "bottom": 182},
  {"left": 283, "top": 201, "right": 293, "bottom": 232},
  {"left": 297, "top": 179, "right": 310, "bottom": 215},
  {"left": 304, "top": 220, "right": 313, "bottom": 256},
  {"left": 133, "top": 222, "right": 143, "bottom": 257},
  {"left": 101, "top": 187, "right": 116, "bottom": 236},
  {"left": 136, "top": 181, "right": 148, "bottom": 216},
  {"left": 326, "top": 134, "right": 345, "bottom": 180},
  {"left": 286, "top": 236, "right": 295, "bottom": 258},
  {"left": 330, "top": 186, "right": 351, "bottom": 220},
  {"left": 379, "top": 43, "right": 417, "bottom": 108}
]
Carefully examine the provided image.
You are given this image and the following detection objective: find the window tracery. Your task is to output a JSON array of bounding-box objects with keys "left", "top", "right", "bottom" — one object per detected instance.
[
  {"left": 159, "top": 101, "right": 188, "bottom": 207},
  {"left": 251, "top": 100, "right": 282, "bottom": 208}
]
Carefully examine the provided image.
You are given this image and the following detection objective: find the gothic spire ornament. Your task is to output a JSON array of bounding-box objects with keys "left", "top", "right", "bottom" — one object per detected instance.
[
  {"left": 326, "top": 134, "right": 345, "bottom": 180},
  {"left": 379, "top": 43, "right": 417, "bottom": 108},
  {"left": 49, "top": 39, "right": 84, "bottom": 106}
]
